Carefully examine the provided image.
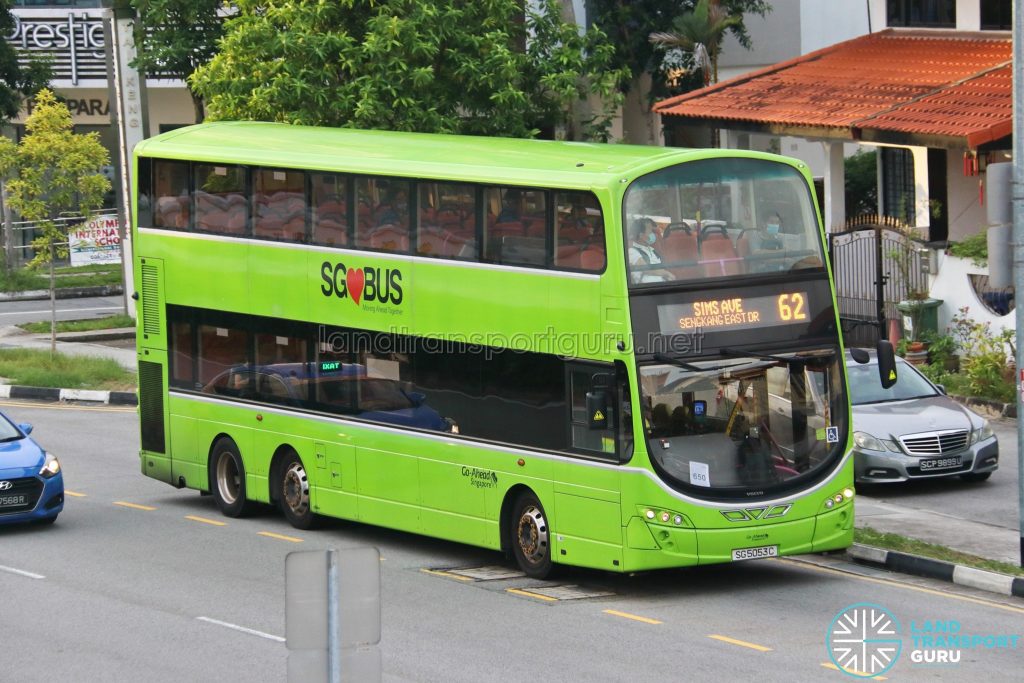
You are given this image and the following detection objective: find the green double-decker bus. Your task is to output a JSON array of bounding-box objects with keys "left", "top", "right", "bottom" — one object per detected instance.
[{"left": 133, "top": 122, "right": 859, "bottom": 578}]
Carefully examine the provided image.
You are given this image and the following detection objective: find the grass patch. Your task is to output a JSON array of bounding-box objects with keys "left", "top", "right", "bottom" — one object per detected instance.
[
  {"left": 0, "top": 267, "right": 47, "bottom": 293},
  {"left": 855, "top": 527, "right": 1024, "bottom": 577},
  {"left": 0, "top": 348, "right": 135, "bottom": 391},
  {"left": 53, "top": 263, "right": 120, "bottom": 275},
  {"left": 1, "top": 266, "right": 122, "bottom": 292},
  {"left": 18, "top": 314, "right": 135, "bottom": 334}
]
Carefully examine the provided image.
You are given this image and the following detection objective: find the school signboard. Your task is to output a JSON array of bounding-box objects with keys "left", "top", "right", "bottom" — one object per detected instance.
[{"left": 69, "top": 215, "right": 121, "bottom": 266}]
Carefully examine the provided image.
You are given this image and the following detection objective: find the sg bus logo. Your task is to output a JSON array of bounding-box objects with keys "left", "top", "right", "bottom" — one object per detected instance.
[{"left": 320, "top": 261, "right": 403, "bottom": 306}]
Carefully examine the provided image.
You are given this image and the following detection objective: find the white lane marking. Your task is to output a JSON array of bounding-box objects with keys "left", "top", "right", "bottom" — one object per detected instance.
[
  {"left": 0, "top": 564, "right": 45, "bottom": 579},
  {"left": 196, "top": 616, "right": 285, "bottom": 642},
  {"left": 0, "top": 306, "right": 122, "bottom": 317}
]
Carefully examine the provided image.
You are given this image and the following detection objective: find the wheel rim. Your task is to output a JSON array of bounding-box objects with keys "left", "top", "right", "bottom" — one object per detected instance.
[
  {"left": 216, "top": 451, "right": 240, "bottom": 505},
  {"left": 516, "top": 504, "right": 548, "bottom": 566},
  {"left": 282, "top": 461, "right": 310, "bottom": 517}
]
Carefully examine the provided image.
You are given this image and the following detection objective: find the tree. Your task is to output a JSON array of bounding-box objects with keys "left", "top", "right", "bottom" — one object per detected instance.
[
  {"left": 190, "top": 0, "right": 625, "bottom": 140},
  {"left": 0, "top": 0, "right": 53, "bottom": 274},
  {"left": 129, "top": 0, "right": 226, "bottom": 123},
  {"left": 649, "top": 0, "right": 742, "bottom": 88},
  {"left": 844, "top": 150, "right": 878, "bottom": 217},
  {"left": 0, "top": 90, "right": 111, "bottom": 353},
  {"left": 588, "top": 0, "right": 770, "bottom": 144}
]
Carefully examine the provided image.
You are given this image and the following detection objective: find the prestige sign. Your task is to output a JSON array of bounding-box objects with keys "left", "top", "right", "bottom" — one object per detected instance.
[{"left": 7, "top": 12, "right": 106, "bottom": 85}]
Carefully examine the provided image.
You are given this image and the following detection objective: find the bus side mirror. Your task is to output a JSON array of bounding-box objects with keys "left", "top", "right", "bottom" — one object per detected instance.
[
  {"left": 877, "top": 339, "right": 897, "bottom": 389},
  {"left": 587, "top": 389, "right": 611, "bottom": 429}
]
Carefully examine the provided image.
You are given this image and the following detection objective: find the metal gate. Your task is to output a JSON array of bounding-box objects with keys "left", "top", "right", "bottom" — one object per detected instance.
[{"left": 828, "top": 224, "right": 928, "bottom": 347}]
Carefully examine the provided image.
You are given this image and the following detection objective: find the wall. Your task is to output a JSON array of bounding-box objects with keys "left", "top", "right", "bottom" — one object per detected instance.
[{"left": 929, "top": 252, "right": 1013, "bottom": 335}]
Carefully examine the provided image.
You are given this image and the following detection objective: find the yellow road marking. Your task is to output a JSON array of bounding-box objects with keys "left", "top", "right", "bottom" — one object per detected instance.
[
  {"left": 114, "top": 501, "right": 156, "bottom": 511},
  {"left": 775, "top": 557, "right": 1024, "bottom": 616},
  {"left": 708, "top": 634, "right": 772, "bottom": 652},
  {"left": 603, "top": 609, "right": 662, "bottom": 624},
  {"left": 64, "top": 490, "right": 87, "bottom": 497},
  {"left": 821, "top": 662, "right": 887, "bottom": 680},
  {"left": 0, "top": 399, "right": 134, "bottom": 413},
  {"left": 506, "top": 588, "right": 558, "bottom": 602},
  {"left": 258, "top": 531, "right": 303, "bottom": 543},
  {"left": 185, "top": 515, "right": 226, "bottom": 527},
  {"left": 420, "top": 568, "right": 473, "bottom": 582}
]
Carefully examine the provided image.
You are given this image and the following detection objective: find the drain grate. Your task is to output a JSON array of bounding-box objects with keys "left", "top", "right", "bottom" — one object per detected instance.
[
  {"left": 444, "top": 565, "right": 526, "bottom": 581},
  {"left": 511, "top": 584, "right": 615, "bottom": 601}
]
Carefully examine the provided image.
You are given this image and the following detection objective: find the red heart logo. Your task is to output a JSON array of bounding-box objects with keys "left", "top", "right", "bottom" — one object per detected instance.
[{"left": 346, "top": 267, "right": 364, "bottom": 305}]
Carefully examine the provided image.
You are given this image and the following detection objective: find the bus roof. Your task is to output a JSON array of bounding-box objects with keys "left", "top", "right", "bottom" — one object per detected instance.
[{"left": 134, "top": 121, "right": 756, "bottom": 189}]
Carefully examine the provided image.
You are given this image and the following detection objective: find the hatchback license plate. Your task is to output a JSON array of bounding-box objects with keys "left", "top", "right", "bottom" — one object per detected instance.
[
  {"left": 0, "top": 494, "right": 26, "bottom": 507},
  {"left": 731, "top": 545, "right": 778, "bottom": 561},
  {"left": 919, "top": 456, "right": 963, "bottom": 471}
]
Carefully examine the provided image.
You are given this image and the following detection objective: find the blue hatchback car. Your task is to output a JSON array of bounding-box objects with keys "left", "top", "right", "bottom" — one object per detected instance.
[{"left": 0, "top": 410, "right": 63, "bottom": 525}]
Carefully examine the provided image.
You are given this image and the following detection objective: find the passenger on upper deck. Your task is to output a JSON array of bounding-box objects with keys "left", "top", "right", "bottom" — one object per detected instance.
[{"left": 628, "top": 217, "right": 673, "bottom": 284}]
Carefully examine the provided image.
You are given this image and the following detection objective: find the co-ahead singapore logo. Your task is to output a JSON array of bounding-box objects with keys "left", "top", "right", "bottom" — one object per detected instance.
[{"left": 826, "top": 603, "right": 902, "bottom": 677}]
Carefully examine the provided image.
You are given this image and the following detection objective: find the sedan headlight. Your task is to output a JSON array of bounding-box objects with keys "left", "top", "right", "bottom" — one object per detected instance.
[
  {"left": 39, "top": 452, "right": 61, "bottom": 478},
  {"left": 970, "top": 420, "right": 995, "bottom": 445},
  {"left": 853, "top": 431, "right": 884, "bottom": 451}
]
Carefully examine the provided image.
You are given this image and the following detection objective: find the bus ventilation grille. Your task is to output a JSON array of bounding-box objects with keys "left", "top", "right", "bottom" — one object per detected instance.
[
  {"left": 141, "top": 263, "right": 161, "bottom": 336},
  {"left": 139, "top": 360, "right": 166, "bottom": 454}
]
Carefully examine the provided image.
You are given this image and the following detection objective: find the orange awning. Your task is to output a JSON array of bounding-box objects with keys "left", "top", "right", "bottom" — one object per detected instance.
[{"left": 654, "top": 29, "right": 1011, "bottom": 150}]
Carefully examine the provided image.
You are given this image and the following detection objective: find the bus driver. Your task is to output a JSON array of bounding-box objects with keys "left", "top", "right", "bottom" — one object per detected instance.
[{"left": 628, "top": 217, "right": 673, "bottom": 284}]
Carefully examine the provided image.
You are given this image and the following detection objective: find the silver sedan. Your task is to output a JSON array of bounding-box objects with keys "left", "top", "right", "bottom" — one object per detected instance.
[{"left": 846, "top": 355, "right": 998, "bottom": 484}]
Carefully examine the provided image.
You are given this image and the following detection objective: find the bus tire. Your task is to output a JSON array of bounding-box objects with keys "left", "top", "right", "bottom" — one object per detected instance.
[
  {"left": 278, "top": 451, "right": 318, "bottom": 530},
  {"left": 210, "top": 438, "right": 253, "bottom": 518},
  {"left": 509, "top": 491, "right": 553, "bottom": 579}
]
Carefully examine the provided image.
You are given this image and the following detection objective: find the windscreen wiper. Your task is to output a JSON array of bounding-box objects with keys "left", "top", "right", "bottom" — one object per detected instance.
[
  {"left": 653, "top": 352, "right": 733, "bottom": 374},
  {"left": 719, "top": 347, "right": 835, "bottom": 364},
  {"left": 0, "top": 435, "right": 23, "bottom": 443}
]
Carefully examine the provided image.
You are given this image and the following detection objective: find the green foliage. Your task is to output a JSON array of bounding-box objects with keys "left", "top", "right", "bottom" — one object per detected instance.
[
  {"left": 0, "top": 2, "right": 52, "bottom": 121},
  {"left": 0, "top": 266, "right": 46, "bottom": 293},
  {"left": 855, "top": 527, "right": 1024, "bottom": 578},
  {"left": 19, "top": 313, "right": 135, "bottom": 334},
  {"left": 0, "top": 90, "right": 111, "bottom": 270},
  {"left": 0, "top": 348, "right": 135, "bottom": 391},
  {"left": 844, "top": 150, "right": 877, "bottom": 216},
  {"left": 0, "top": 89, "right": 111, "bottom": 351},
  {"left": 949, "top": 307, "right": 1015, "bottom": 402},
  {"left": 589, "top": 0, "right": 769, "bottom": 99},
  {"left": 130, "top": 0, "right": 226, "bottom": 122},
  {"left": 649, "top": 0, "right": 743, "bottom": 87},
  {"left": 947, "top": 231, "right": 987, "bottom": 267},
  {"left": 191, "top": 0, "right": 626, "bottom": 140}
]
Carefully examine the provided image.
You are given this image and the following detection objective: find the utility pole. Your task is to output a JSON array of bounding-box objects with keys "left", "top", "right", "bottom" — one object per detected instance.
[
  {"left": 1013, "top": 0, "right": 1023, "bottom": 567},
  {"left": 103, "top": 0, "right": 147, "bottom": 318}
]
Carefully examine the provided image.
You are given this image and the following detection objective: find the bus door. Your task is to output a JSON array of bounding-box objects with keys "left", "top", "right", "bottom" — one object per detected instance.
[
  {"left": 137, "top": 257, "right": 172, "bottom": 484},
  {"left": 551, "top": 362, "right": 625, "bottom": 571}
]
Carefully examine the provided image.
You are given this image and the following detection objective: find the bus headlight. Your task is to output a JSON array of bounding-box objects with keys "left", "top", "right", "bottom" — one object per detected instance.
[{"left": 39, "top": 452, "right": 61, "bottom": 478}]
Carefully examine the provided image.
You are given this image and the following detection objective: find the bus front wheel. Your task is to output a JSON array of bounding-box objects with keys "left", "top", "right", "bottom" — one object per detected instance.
[
  {"left": 210, "top": 438, "right": 253, "bottom": 518},
  {"left": 278, "top": 452, "right": 318, "bottom": 530},
  {"left": 510, "top": 491, "right": 553, "bottom": 579}
]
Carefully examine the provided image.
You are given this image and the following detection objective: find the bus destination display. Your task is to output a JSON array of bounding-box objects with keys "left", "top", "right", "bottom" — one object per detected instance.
[{"left": 658, "top": 292, "right": 809, "bottom": 334}]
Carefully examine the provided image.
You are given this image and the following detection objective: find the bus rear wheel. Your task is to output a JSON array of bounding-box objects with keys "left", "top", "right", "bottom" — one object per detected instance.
[
  {"left": 510, "top": 491, "right": 553, "bottom": 579},
  {"left": 279, "top": 452, "right": 318, "bottom": 530},
  {"left": 210, "top": 438, "right": 253, "bottom": 518}
]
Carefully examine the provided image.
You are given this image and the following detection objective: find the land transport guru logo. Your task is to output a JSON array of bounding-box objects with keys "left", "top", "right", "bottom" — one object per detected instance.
[
  {"left": 320, "top": 260, "right": 403, "bottom": 308},
  {"left": 826, "top": 603, "right": 902, "bottom": 677},
  {"left": 826, "top": 602, "right": 1021, "bottom": 676}
]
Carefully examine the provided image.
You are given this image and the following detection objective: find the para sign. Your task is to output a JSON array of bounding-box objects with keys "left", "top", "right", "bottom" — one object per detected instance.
[{"left": 69, "top": 216, "right": 121, "bottom": 267}]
